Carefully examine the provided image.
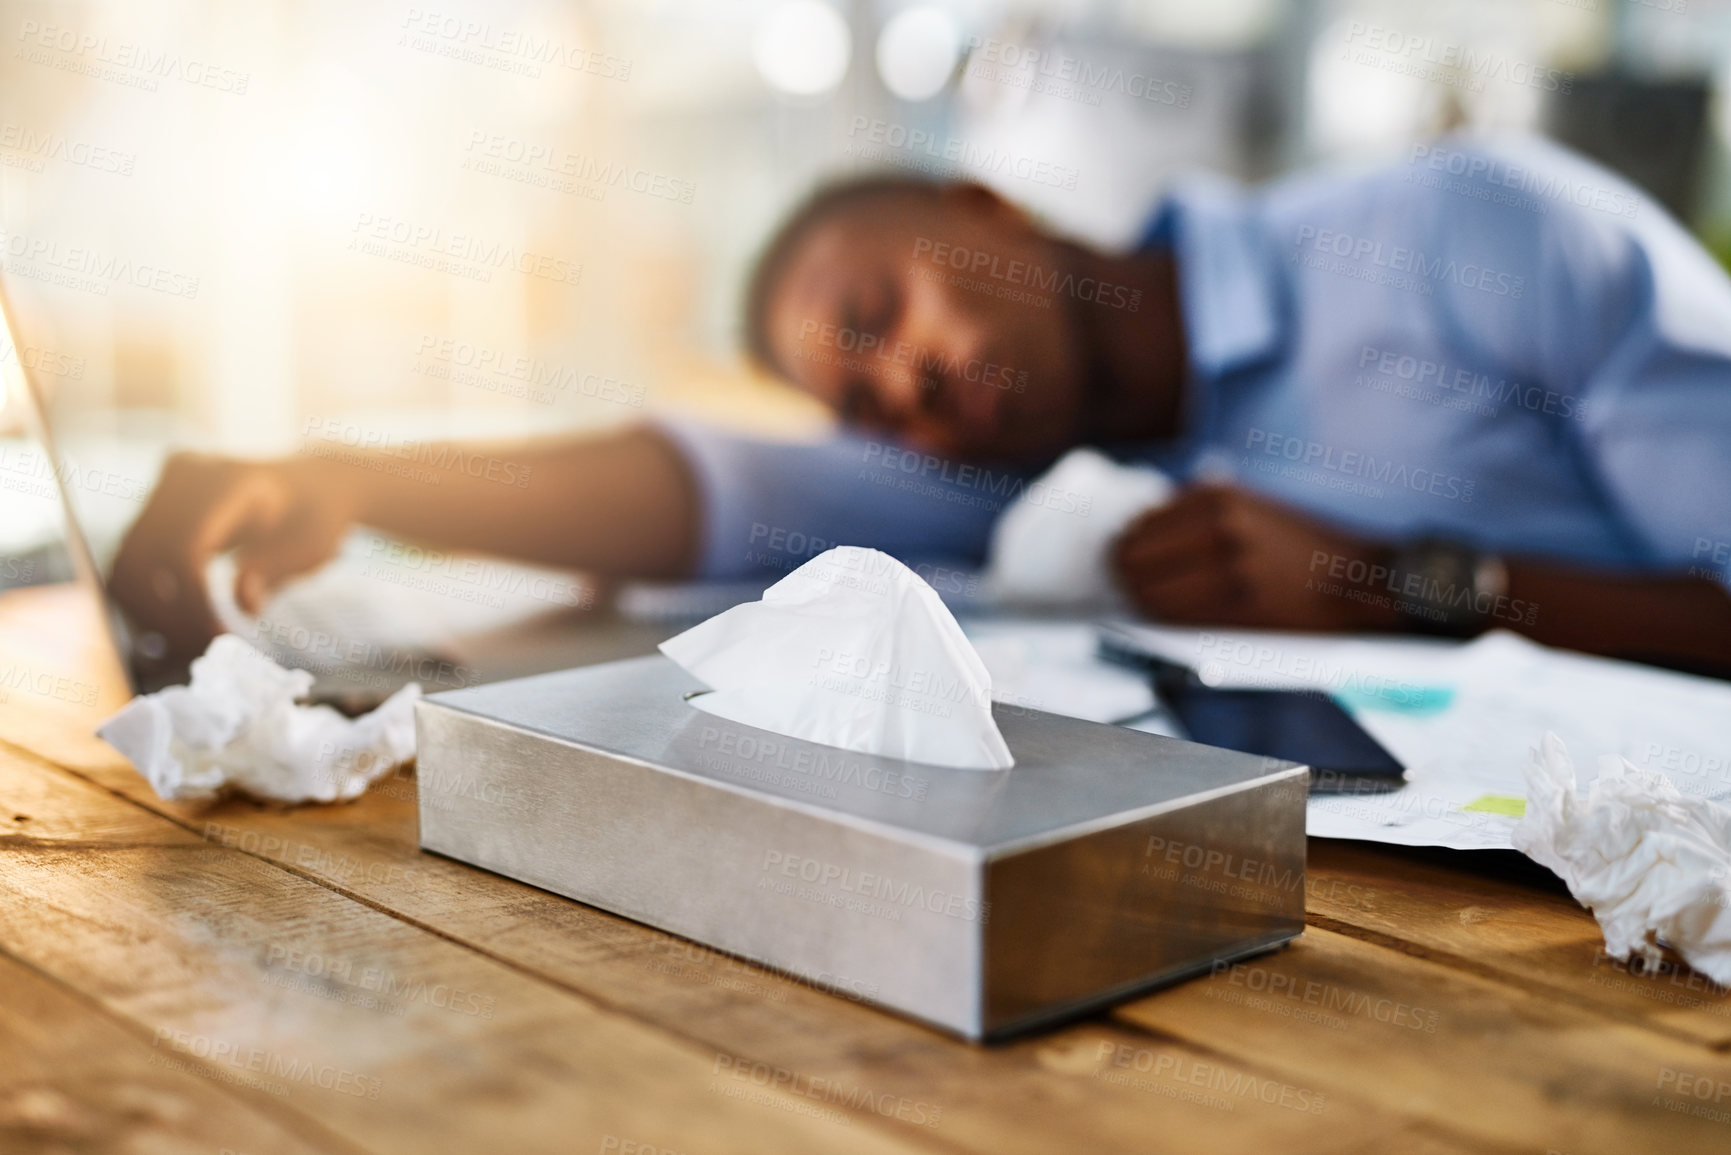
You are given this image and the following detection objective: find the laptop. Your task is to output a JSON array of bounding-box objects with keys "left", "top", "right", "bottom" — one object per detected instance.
[{"left": 0, "top": 279, "right": 624, "bottom": 711}]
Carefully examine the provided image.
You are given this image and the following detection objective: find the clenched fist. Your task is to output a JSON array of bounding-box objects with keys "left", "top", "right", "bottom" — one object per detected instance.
[{"left": 1110, "top": 484, "right": 1401, "bottom": 631}]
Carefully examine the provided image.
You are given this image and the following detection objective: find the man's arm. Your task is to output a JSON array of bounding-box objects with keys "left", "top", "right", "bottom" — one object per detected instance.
[
  {"left": 109, "top": 425, "right": 699, "bottom": 662},
  {"left": 1499, "top": 562, "right": 1731, "bottom": 673},
  {"left": 1111, "top": 485, "right": 1731, "bottom": 673}
]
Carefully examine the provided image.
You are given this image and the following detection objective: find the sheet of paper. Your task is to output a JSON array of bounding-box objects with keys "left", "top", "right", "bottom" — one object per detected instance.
[
  {"left": 1100, "top": 622, "right": 1731, "bottom": 850},
  {"left": 963, "top": 618, "right": 1155, "bottom": 725}
]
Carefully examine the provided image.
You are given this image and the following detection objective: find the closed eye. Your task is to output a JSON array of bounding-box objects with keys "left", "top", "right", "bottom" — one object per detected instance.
[{"left": 846, "top": 279, "right": 899, "bottom": 341}]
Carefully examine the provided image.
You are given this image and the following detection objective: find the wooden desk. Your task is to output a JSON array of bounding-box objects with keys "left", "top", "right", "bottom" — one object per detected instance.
[{"left": 3, "top": 588, "right": 1730, "bottom": 1154}]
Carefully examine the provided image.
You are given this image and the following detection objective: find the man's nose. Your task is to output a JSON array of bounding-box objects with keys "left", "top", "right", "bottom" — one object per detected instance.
[{"left": 864, "top": 327, "right": 928, "bottom": 421}]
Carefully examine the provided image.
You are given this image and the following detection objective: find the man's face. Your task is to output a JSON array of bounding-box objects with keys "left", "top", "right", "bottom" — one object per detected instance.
[{"left": 763, "top": 191, "right": 1091, "bottom": 463}]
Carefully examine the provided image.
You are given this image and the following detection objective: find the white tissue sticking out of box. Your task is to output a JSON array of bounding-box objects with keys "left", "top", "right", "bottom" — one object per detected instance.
[
  {"left": 1514, "top": 731, "right": 1731, "bottom": 985},
  {"left": 659, "top": 546, "right": 1014, "bottom": 770},
  {"left": 983, "top": 447, "right": 1172, "bottom": 607},
  {"left": 96, "top": 635, "right": 420, "bottom": 804}
]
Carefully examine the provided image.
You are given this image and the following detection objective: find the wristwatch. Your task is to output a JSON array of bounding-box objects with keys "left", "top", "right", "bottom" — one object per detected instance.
[{"left": 1389, "top": 539, "right": 1508, "bottom": 637}]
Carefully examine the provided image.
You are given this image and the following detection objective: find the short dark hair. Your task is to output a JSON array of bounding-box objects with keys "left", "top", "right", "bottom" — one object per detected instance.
[{"left": 742, "top": 173, "right": 943, "bottom": 376}]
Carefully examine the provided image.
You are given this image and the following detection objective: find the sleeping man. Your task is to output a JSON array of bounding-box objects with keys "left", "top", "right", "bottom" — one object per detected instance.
[{"left": 112, "top": 136, "right": 1731, "bottom": 673}]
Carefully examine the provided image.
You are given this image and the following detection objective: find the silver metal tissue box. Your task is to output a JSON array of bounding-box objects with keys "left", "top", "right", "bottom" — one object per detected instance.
[{"left": 414, "top": 654, "right": 1307, "bottom": 1040}]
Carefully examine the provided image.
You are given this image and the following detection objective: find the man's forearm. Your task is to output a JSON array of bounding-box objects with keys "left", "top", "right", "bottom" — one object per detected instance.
[
  {"left": 1504, "top": 562, "right": 1731, "bottom": 673},
  {"left": 299, "top": 423, "right": 700, "bottom": 580}
]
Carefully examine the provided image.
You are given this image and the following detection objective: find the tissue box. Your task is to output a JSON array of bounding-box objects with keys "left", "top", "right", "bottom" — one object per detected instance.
[{"left": 415, "top": 655, "right": 1307, "bottom": 1041}]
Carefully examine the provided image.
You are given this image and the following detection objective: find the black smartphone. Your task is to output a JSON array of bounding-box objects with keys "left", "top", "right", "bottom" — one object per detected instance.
[{"left": 1100, "top": 638, "right": 1407, "bottom": 795}]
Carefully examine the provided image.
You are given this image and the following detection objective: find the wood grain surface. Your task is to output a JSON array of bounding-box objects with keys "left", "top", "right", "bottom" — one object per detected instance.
[{"left": 3, "top": 586, "right": 1728, "bottom": 1154}]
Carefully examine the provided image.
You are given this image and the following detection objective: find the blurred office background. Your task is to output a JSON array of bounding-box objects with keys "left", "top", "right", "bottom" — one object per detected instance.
[{"left": 1, "top": 0, "right": 1728, "bottom": 572}]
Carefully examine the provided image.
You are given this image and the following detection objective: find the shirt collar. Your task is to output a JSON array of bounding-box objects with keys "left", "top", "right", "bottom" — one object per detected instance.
[{"left": 1144, "top": 175, "right": 1286, "bottom": 380}]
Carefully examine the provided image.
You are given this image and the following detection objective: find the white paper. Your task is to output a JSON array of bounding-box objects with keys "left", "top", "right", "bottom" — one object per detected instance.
[
  {"left": 1515, "top": 733, "right": 1731, "bottom": 985},
  {"left": 983, "top": 448, "right": 1171, "bottom": 607},
  {"left": 965, "top": 619, "right": 1155, "bottom": 725},
  {"left": 659, "top": 546, "right": 1014, "bottom": 770},
  {"left": 96, "top": 634, "right": 419, "bottom": 804},
  {"left": 1099, "top": 623, "right": 1731, "bottom": 851}
]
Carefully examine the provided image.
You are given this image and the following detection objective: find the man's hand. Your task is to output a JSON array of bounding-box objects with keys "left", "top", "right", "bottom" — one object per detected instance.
[
  {"left": 109, "top": 453, "right": 354, "bottom": 662},
  {"left": 1110, "top": 484, "right": 1401, "bottom": 630}
]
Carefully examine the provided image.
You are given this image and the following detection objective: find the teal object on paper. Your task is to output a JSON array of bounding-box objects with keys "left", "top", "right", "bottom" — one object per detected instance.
[{"left": 1331, "top": 684, "right": 1456, "bottom": 717}]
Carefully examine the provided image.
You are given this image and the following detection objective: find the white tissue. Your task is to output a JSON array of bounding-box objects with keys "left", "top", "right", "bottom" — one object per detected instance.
[
  {"left": 659, "top": 546, "right": 1013, "bottom": 770},
  {"left": 1514, "top": 731, "right": 1731, "bottom": 984},
  {"left": 96, "top": 635, "right": 420, "bottom": 804},
  {"left": 983, "top": 447, "right": 1172, "bottom": 607}
]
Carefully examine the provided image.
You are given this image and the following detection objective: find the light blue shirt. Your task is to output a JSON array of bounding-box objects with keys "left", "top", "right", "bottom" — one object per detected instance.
[{"left": 662, "top": 136, "right": 1731, "bottom": 589}]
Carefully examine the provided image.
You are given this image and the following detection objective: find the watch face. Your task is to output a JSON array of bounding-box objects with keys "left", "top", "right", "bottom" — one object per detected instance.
[{"left": 1398, "top": 542, "right": 1482, "bottom": 636}]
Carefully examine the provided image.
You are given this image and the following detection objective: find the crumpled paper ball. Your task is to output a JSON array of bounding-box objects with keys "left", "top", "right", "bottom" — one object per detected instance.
[
  {"left": 96, "top": 634, "right": 419, "bottom": 804},
  {"left": 1514, "top": 731, "right": 1731, "bottom": 984},
  {"left": 982, "top": 447, "right": 1172, "bottom": 607}
]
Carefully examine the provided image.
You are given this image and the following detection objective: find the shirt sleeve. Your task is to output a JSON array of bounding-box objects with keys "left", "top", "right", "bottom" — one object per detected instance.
[
  {"left": 1419, "top": 139, "right": 1731, "bottom": 589},
  {"left": 1545, "top": 190, "right": 1731, "bottom": 589},
  {"left": 654, "top": 418, "right": 1019, "bottom": 581}
]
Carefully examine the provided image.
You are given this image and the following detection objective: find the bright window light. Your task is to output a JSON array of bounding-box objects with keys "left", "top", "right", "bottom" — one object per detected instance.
[
  {"left": 876, "top": 5, "right": 960, "bottom": 102},
  {"left": 754, "top": 1, "right": 853, "bottom": 97}
]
